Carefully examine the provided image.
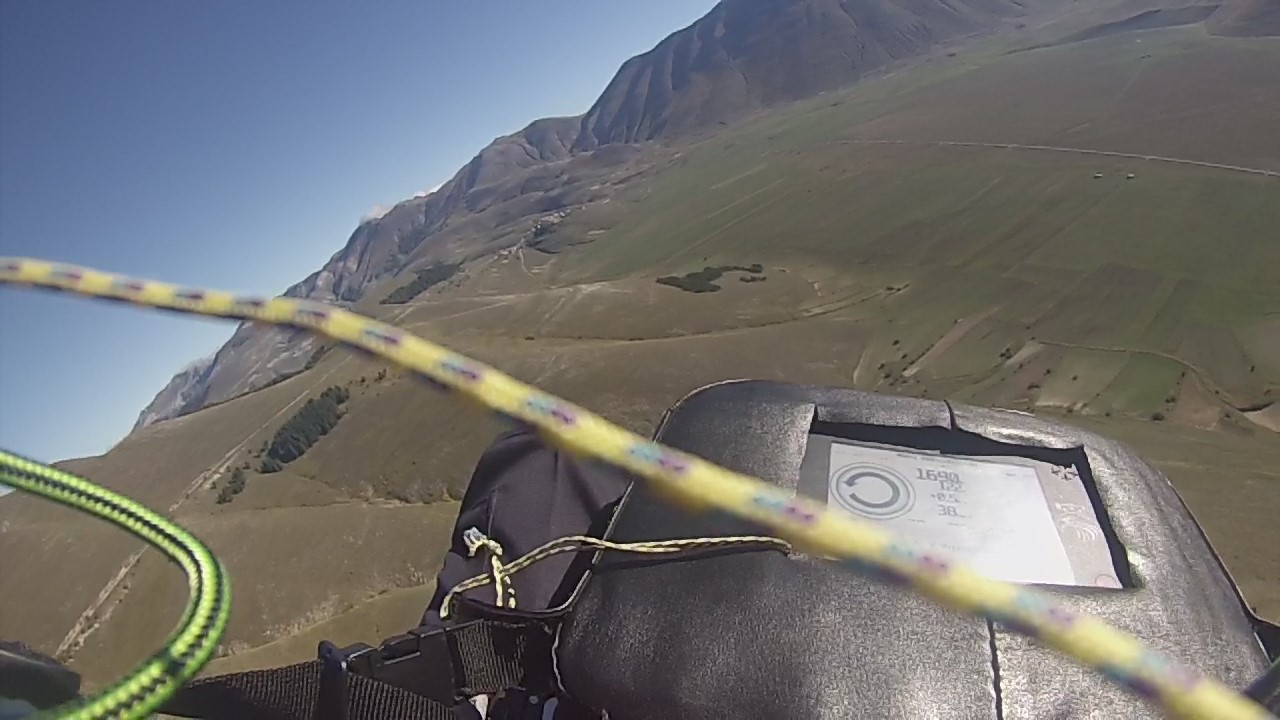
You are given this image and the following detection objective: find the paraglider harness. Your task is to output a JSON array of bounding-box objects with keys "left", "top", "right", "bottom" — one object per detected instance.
[
  {"left": 161, "top": 384, "right": 1280, "bottom": 720},
  {"left": 1, "top": 258, "right": 1278, "bottom": 720}
]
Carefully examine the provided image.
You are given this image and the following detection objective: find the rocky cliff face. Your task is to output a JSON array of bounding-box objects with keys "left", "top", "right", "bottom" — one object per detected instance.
[
  {"left": 132, "top": 355, "right": 216, "bottom": 431},
  {"left": 135, "top": 0, "right": 1058, "bottom": 431},
  {"left": 132, "top": 116, "right": 585, "bottom": 430}
]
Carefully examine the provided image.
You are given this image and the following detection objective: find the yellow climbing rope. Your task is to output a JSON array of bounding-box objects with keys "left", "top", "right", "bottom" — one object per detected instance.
[{"left": 0, "top": 256, "right": 1271, "bottom": 720}]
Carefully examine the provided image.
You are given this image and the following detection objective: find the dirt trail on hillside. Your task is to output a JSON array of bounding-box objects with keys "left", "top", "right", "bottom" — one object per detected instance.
[
  {"left": 837, "top": 139, "right": 1280, "bottom": 177},
  {"left": 903, "top": 305, "right": 1001, "bottom": 378}
]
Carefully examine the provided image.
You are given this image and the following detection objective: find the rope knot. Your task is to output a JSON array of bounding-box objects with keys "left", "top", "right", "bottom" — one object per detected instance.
[
  {"left": 453, "top": 528, "right": 517, "bottom": 617},
  {"left": 463, "top": 527, "right": 505, "bottom": 559}
]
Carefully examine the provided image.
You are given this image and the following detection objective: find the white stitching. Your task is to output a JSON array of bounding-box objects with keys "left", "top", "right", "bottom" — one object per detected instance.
[{"left": 551, "top": 617, "right": 568, "bottom": 697}]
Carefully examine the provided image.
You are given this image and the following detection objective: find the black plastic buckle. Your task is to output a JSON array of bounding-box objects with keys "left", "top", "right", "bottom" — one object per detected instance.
[
  {"left": 315, "top": 640, "right": 360, "bottom": 720},
  {"left": 314, "top": 623, "right": 469, "bottom": 720}
]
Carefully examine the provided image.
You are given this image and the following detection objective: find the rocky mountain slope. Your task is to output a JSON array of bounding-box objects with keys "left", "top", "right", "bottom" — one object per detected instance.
[
  {"left": 1207, "top": 0, "right": 1280, "bottom": 36},
  {"left": 131, "top": 116, "right": 584, "bottom": 430},
  {"left": 135, "top": 0, "right": 1066, "bottom": 431},
  {"left": 573, "top": 0, "right": 1059, "bottom": 149}
]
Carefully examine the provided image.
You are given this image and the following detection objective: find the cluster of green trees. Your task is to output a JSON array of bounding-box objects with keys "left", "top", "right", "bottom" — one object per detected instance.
[
  {"left": 216, "top": 468, "right": 247, "bottom": 504},
  {"left": 259, "top": 385, "right": 351, "bottom": 473},
  {"left": 655, "top": 264, "right": 764, "bottom": 293},
  {"left": 381, "top": 262, "right": 462, "bottom": 304}
]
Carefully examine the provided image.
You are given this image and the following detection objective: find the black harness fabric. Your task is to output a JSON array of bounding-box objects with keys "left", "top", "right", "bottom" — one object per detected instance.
[
  {"left": 421, "top": 425, "right": 632, "bottom": 628},
  {"left": 553, "top": 380, "right": 1271, "bottom": 720},
  {"left": 0, "top": 640, "right": 81, "bottom": 710}
]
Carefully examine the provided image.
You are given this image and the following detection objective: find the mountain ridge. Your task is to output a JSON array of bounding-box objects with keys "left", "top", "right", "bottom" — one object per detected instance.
[
  {"left": 1207, "top": 0, "right": 1280, "bottom": 36},
  {"left": 573, "top": 0, "right": 1061, "bottom": 150},
  {"left": 131, "top": 114, "right": 587, "bottom": 431},
  {"left": 134, "top": 0, "right": 1065, "bottom": 432}
]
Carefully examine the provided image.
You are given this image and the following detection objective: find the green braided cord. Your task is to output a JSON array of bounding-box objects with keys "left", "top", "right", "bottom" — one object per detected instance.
[{"left": 0, "top": 450, "right": 230, "bottom": 720}]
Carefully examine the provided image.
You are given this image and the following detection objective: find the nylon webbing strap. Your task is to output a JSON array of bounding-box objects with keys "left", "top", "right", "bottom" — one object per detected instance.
[
  {"left": 164, "top": 660, "right": 463, "bottom": 719},
  {"left": 449, "top": 619, "right": 552, "bottom": 697},
  {"left": 161, "top": 618, "right": 551, "bottom": 719}
]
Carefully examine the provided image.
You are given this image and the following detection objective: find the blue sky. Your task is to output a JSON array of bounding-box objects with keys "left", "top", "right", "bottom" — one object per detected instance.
[{"left": 0, "top": 0, "right": 718, "bottom": 466}]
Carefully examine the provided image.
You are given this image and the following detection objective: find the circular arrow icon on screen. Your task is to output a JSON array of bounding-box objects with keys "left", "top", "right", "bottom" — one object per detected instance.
[{"left": 831, "top": 463, "right": 916, "bottom": 519}]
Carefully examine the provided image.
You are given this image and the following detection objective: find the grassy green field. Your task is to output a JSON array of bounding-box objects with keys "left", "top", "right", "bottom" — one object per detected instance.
[{"left": 2, "top": 20, "right": 1277, "bottom": 688}]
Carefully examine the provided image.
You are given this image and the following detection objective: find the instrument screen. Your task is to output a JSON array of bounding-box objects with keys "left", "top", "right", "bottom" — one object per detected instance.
[{"left": 800, "top": 434, "right": 1121, "bottom": 588}]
